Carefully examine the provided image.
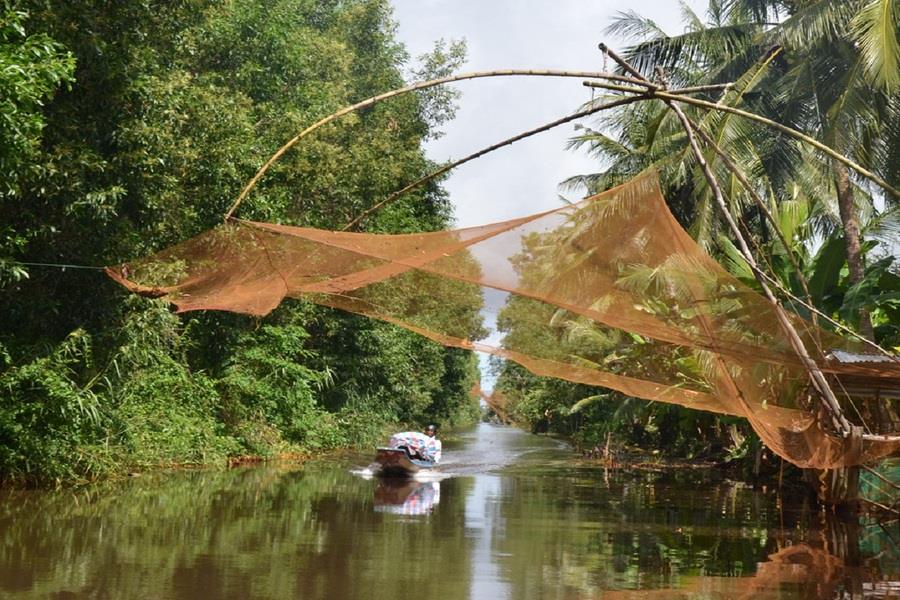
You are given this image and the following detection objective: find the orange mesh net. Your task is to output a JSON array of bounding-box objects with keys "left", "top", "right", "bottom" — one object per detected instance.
[{"left": 107, "top": 171, "right": 899, "bottom": 468}]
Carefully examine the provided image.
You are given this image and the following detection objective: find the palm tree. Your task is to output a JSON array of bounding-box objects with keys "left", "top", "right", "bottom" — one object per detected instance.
[{"left": 570, "top": 0, "right": 900, "bottom": 340}]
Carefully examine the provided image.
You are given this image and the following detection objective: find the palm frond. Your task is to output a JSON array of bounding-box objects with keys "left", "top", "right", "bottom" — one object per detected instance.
[
  {"left": 617, "top": 24, "right": 759, "bottom": 84},
  {"left": 605, "top": 10, "right": 668, "bottom": 41},
  {"left": 863, "top": 204, "right": 900, "bottom": 254},
  {"left": 772, "top": 1, "right": 859, "bottom": 50},
  {"left": 850, "top": 0, "right": 900, "bottom": 92},
  {"left": 680, "top": 0, "right": 706, "bottom": 33}
]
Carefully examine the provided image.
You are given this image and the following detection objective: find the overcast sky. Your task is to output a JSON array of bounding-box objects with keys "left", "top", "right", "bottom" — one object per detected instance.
[{"left": 391, "top": 0, "right": 708, "bottom": 227}]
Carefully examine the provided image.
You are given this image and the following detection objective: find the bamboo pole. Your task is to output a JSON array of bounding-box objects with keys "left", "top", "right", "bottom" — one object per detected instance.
[
  {"left": 598, "top": 45, "right": 854, "bottom": 436},
  {"left": 681, "top": 113, "right": 818, "bottom": 322},
  {"left": 595, "top": 46, "right": 900, "bottom": 444},
  {"left": 342, "top": 83, "right": 731, "bottom": 231},
  {"left": 594, "top": 47, "right": 899, "bottom": 362},
  {"left": 595, "top": 48, "right": 860, "bottom": 446},
  {"left": 754, "top": 263, "right": 900, "bottom": 359},
  {"left": 582, "top": 80, "right": 900, "bottom": 201},
  {"left": 656, "top": 79, "right": 854, "bottom": 436},
  {"left": 223, "top": 69, "right": 672, "bottom": 221},
  {"left": 342, "top": 95, "right": 646, "bottom": 231},
  {"left": 595, "top": 44, "right": 819, "bottom": 318}
]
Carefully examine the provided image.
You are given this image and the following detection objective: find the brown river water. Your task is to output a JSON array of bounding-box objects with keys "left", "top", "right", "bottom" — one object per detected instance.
[{"left": 0, "top": 422, "right": 896, "bottom": 599}]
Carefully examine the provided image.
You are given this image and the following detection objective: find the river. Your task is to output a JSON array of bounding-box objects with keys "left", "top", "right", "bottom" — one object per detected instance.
[{"left": 0, "top": 423, "right": 896, "bottom": 599}]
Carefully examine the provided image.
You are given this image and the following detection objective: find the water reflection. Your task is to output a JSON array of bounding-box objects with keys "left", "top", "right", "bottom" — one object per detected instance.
[
  {"left": 0, "top": 424, "right": 894, "bottom": 599},
  {"left": 373, "top": 479, "right": 440, "bottom": 515}
]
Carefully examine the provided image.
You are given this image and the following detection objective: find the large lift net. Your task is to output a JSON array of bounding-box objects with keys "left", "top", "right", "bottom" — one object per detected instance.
[{"left": 108, "top": 172, "right": 899, "bottom": 468}]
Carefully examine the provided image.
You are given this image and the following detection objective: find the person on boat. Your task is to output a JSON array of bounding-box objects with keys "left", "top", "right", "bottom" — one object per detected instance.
[
  {"left": 388, "top": 425, "right": 442, "bottom": 464},
  {"left": 424, "top": 424, "right": 442, "bottom": 464}
]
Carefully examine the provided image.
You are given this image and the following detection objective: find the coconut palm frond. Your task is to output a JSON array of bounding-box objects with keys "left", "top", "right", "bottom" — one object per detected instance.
[
  {"left": 872, "top": 96, "right": 900, "bottom": 194},
  {"left": 851, "top": 0, "right": 900, "bottom": 92},
  {"left": 721, "top": 0, "right": 781, "bottom": 24},
  {"left": 605, "top": 10, "right": 668, "bottom": 41},
  {"left": 616, "top": 23, "right": 758, "bottom": 84},
  {"left": 680, "top": 0, "right": 707, "bottom": 33},
  {"left": 863, "top": 204, "right": 900, "bottom": 252},
  {"left": 772, "top": 0, "right": 860, "bottom": 50},
  {"left": 567, "top": 130, "right": 633, "bottom": 161}
]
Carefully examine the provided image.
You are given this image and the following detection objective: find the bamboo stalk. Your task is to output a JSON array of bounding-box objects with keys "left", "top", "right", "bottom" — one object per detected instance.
[
  {"left": 582, "top": 80, "right": 900, "bottom": 201},
  {"left": 668, "top": 82, "right": 735, "bottom": 94},
  {"left": 598, "top": 43, "right": 657, "bottom": 87},
  {"left": 681, "top": 113, "right": 819, "bottom": 324},
  {"left": 601, "top": 52, "right": 854, "bottom": 437},
  {"left": 663, "top": 84, "right": 853, "bottom": 436},
  {"left": 599, "top": 46, "right": 893, "bottom": 440},
  {"left": 341, "top": 94, "right": 646, "bottom": 231},
  {"left": 224, "top": 69, "right": 668, "bottom": 221},
  {"left": 753, "top": 267, "right": 900, "bottom": 360},
  {"left": 862, "top": 464, "right": 900, "bottom": 490},
  {"left": 861, "top": 497, "right": 900, "bottom": 515},
  {"left": 603, "top": 43, "right": 853, "bottom": 436}
]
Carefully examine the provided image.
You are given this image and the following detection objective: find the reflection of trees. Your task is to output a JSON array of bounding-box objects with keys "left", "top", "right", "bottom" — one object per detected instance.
[
  {"left": 0, "top": 466, "right": 474, "bottom": 599},
  {"left": 489, "top": 469, "right": 896, "bottom": 599},
  {"left": 0, "top": 457, "right": 892, "bottom": 598},
  {"left": 492, "top": 472, "right": 772, "bottom": 597}
]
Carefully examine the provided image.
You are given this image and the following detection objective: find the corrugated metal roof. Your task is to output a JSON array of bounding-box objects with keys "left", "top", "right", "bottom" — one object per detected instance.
[{"left": 828, "top": 349, "right": 898, "bottom": 364}]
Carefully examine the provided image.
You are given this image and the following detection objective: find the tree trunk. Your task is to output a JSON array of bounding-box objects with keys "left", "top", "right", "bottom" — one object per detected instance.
[{"left": 834, "top": 161, "right": 875, "bottom": 341}]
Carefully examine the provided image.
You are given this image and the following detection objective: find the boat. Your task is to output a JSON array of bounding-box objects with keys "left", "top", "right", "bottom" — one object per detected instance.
[{"left": 374, "top": 447, "right": 436, "bottom": 477}]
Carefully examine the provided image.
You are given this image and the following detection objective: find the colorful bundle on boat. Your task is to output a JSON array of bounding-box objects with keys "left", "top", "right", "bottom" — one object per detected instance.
[{"left": 389, "top": 432, "right": 442, "bottom": 463}]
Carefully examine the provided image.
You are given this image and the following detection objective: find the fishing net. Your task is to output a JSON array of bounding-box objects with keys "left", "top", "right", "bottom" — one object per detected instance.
[{"left": 107, "top": 171, "right": 900, "bottom": 468}]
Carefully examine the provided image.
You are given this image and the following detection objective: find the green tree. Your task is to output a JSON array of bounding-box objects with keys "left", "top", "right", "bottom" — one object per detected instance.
[
  {"left": 497, "top": 0, "right": 900, "bottom": 464},
  {"left": 0, "top": 5, "right": 73, "bottom": 284},
  {"left": 0, "top": 0, "right": 479, "bottom": 483}
]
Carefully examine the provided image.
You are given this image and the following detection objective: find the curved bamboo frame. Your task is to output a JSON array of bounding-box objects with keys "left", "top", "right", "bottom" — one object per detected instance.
[
  {"left": 223, "top": 69, "right": 658, "bottom": 220},
  {"left": 340, "top": 94, "right": 646, "bottom": 231}
]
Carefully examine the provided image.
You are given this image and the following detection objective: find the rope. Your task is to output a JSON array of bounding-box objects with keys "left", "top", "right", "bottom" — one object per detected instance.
[{"left": 5, "top": 261, "right": 106, "bottom": 271}]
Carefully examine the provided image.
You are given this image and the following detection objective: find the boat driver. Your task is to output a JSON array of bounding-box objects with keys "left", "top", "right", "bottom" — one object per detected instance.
[{"left": 424, "top": 424, "right": 442, "bottom": 464}]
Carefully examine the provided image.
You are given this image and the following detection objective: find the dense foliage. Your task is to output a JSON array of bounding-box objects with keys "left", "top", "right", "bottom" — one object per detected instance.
[
  {"left": 494, "top": 0, "right": 900, "bottom": 469},
  {"left": 0, "top": 0, "right": 479, "bottom": 484}
]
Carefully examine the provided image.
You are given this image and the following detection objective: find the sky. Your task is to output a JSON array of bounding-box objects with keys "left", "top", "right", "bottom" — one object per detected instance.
[
  {"left": 390, "top": 0, "right": 709, "bottom": 227},
  {"left": 389, "top": 1, "right": 709, "bottom": 389}
]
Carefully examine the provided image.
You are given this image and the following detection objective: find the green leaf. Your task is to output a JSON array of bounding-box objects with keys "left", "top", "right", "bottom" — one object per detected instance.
[
  {"left": 851, "top": 0, "right": 900, "bottom": 92},
  {"left": 807, "top": 234, "right": 846, "bottom": 304},
  {"left": 568, "top": 394, "right": 607, "bottom": 415}
]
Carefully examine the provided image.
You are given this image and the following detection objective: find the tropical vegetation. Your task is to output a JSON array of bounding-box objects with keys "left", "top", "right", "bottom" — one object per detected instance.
[
  {"left": 493, "top": 0, "right": 900, "bottom": 469},
  {"left": 0, "top": 0, "right": 479, "bottom": 484}
]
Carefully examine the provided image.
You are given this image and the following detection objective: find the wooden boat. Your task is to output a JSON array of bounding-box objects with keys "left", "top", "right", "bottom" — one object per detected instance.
[{"left": 374, "top": 447, "right": 435, "bottom": 477}]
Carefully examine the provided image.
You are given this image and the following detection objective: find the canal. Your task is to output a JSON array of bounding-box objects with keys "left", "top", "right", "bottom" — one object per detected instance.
[{"left": 0, "top": 423, "right": 895, "bottom": 598}]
